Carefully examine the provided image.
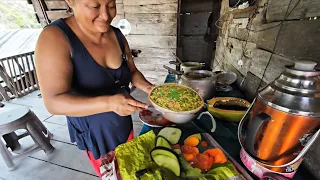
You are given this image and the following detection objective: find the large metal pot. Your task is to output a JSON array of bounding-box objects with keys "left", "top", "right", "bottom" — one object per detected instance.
[
  {"left": 148, "top": 83, "right": 216, "bottom": 132},
  {"left": 179, "top": 70, "right": 217, "bottom": 100},
  {"left": 168, "top": 61, "right": 205, "bottom": 73},
  {"left": 181, "top": 62, "right": 205, "bottom": 73}
]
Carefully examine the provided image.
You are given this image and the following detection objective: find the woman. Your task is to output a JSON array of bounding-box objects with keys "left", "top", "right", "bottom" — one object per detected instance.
[{"left": 35, "top": 0, "right": 153, "bottom": 177}]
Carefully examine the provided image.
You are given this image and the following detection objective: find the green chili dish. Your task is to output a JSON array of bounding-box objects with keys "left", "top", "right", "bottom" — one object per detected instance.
[{"left": 150, "top": 84, "right": 203, "bottom": 112}]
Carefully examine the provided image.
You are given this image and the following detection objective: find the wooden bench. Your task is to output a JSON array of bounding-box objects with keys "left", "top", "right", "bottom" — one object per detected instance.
[{"left": 0, "top": 52, "right": 39, "bottom": 101}]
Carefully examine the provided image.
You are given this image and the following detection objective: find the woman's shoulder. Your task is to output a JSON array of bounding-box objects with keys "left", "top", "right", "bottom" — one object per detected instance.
[{"left": 36, "top": 22, "right": 71, "bottom": 57}]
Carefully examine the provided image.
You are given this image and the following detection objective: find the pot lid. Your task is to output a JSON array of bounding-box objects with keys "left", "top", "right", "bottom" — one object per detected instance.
[{"left": 258, "top": 61, "right": 320, "bottom": 117}]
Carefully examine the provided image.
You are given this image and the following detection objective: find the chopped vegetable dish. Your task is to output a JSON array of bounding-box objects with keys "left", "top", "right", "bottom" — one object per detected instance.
[{"left": 150, "top": 85, "right": 202, "bottom": 111}]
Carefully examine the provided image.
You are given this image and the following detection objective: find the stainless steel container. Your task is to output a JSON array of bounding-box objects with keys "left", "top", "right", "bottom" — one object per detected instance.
[
  {"left": 179, "top": 70, "right": 217, "bottom": 100},
  {"left": 238, "top": 61, "right": 320, "bottom": 175}
]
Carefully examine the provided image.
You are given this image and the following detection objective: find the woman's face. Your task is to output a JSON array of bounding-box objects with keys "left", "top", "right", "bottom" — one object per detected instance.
[{"left": 67, "top": 0, "right": 117, "bottom": 33}]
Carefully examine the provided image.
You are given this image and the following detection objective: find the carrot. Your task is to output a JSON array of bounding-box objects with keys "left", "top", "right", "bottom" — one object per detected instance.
[
  {"left": 181, "top": 145, "right": 199, "bottom": 156},
  {"left": 204, "top": 148, "right": 227, "bottom": 164},
  {"left": 184, "top": 136, "right": 200, "bottom": 147},
  {"left": 201, "top": 141, "right": 208, "bottom": 147},
  {"left": 192, "top": 147, "right": 199, "bottom": 155},
  {"left": 183, "top": 153, "right": 195, "bottom": 161}
]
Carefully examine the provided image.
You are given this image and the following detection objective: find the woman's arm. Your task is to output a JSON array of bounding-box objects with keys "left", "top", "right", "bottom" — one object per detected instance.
[
  {"left": 35, "top": 26, "right": 147, "bottom": 117},
  {"left": 123, "top": 37, "right": 154, "bottom": 94}
]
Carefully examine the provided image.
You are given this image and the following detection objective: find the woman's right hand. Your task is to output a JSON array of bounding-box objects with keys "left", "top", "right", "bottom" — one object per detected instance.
[{"left": 110, "top": 94, "right": 148, "bottom": 116}]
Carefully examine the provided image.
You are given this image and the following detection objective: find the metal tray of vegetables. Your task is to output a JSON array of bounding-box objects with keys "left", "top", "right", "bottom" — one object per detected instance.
[{"left": 147, "top": 127, "right": 254, "bottom": 180}]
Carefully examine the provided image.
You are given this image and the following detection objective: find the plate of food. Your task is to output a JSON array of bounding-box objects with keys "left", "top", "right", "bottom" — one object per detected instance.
[{"left": 139, "top": 107, "right": 173, "bottom": 127}]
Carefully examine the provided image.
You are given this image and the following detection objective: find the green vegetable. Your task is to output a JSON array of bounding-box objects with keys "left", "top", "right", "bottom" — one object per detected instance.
[
  {"left": 186, "top": 167, "right": 202, "bottom": 177},
  {"left": 158, "top": 127, "right": 182, "bottom": 144},
  {"left": 156, "top": 136, "right": 172, "bottom": 149},
  {"left": 150, "top": 147, "right": 181, "bottom": 176},
  {"left": 115, "top": 131, "right": 161, "bottom": 180},
  {"left": 206, "top": 162, "right": 241, "bottom": 180},
  {"left": 179, "top": 154, "right": 203, "bottom": 177},
  {"left": 186, "top": 133, "right": 202, "bottom": 141},
  {"left": 173, "top": 149, "right": 181, "bottom": 155},
  {"left": 151, "top": 147, "right": 178, "bottom": 160}
]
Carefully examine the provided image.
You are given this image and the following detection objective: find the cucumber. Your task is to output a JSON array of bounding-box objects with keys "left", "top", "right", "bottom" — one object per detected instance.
[
  {"left": 155, "top": 136, "right": 171, "bottom": 149},
  {"left": 186, "top": 133, "right": 202, "bottom": 141},
  {"left": 158, "top": 127, "right": 182, "bottom": 144},
  {"left": 153, "top": 155, "right": 180, "bottom": 177},
  {"left": 151, "top": 147, "right": 178, "bottom": 160},
  {"left": 151, "top": 147, "right": 181, "bottom": 176}
]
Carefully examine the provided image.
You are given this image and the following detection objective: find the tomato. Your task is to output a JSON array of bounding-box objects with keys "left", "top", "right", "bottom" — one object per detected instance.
[
  {"left": 181, "top": 145, "right": 194, "bottom": 154},
  {"left": 181, "top": 145, "right": 199, "bottom": 156},
  {"left": 171, "top": 144, "right": 181, "bottom": 149},
  {"left": 192, "top": 154, "right": 213, "bottom": 171}
]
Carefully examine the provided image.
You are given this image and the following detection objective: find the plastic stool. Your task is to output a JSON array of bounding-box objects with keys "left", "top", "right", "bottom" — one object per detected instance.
[{"left": 0, "top": 107, "right": 54, "bottom": 170}]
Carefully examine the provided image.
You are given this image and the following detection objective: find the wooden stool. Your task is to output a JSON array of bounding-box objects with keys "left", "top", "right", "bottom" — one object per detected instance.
[{"left": 0, "top": 107, "right": 54, "bottom": 170}]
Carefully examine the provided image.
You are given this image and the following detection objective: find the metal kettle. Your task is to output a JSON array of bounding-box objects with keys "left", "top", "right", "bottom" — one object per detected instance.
[{"left": 238, "top": 61, "right": 320, "bottom": 169}]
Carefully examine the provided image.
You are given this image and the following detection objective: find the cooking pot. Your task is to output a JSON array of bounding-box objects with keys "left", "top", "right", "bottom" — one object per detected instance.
[
  {"left": 169, "top": 61, "right": 205, "bottom": 73},
  {"left": 179, "top": 70, "right": 217, "bottom": 100},
  {"left": 238, "top": 61, "right": 320, "bottom": 173},
  {"left": 148, "top": 83, "right": 216, "bottom": 132}
]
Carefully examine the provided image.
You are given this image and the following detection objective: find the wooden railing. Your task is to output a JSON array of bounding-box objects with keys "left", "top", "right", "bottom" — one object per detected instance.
[{"left": 0, "top": 51, "right": 39, "bottom": 101}]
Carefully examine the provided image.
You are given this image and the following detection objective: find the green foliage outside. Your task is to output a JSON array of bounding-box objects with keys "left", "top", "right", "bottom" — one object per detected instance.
[{"left": 0, "top": 0, "right": 41, "bottom": 30}]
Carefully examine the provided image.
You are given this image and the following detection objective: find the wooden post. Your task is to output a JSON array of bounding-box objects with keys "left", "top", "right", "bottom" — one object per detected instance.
[{"left": 30, "top": 0, "right": 50, "bottom": 26}]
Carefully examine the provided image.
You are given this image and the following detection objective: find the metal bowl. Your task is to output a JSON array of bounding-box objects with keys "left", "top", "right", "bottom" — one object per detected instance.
[
  {"left": 148, "top": 83, "right": 204, "bottom": 124},
  {"left": 216, "top": 71, "right": 237, "bottom": 85}
]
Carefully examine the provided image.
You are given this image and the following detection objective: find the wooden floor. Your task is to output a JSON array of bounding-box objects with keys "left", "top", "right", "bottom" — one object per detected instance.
[{"left": 0, "top": 89, "right": 147, "bottom": 180}]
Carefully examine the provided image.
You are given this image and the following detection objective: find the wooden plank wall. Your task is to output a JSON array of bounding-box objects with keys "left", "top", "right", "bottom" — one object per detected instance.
[
  {"left": 178, "top": 0, "right": 216, "bottom": 68},
  {"left": 213, "top": 0, "right": 320, "bottom": 100},
  {"left": 213, "top": 0, "right": 320, "bottom": 178},
  {"left": 31, "top": 0, "right": 177, "bottom": 84},
  {"left": 123, "top": 0, "right": 178, "bottom": 83}
]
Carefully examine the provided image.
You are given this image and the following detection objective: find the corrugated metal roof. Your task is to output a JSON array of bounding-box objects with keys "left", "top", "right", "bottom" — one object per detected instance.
[{"left": 0, "top": 29, "right": 41, "bottom": 59}]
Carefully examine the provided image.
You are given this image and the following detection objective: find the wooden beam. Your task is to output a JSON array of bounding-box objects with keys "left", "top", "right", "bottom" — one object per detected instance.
[
  {"left": 47, "top": 10, "right": 123, "bottom": 21},
  {"left": 257, "top": 19, "right": 320, "bottom": 62},
  {"left": 123, "top": 0, "right": 177, "bottom": 5},
  {"left": 30, "top": 0, "right": 50, "bottom": 26},
  {"left": 250, "top": 48, "right": 295, "bottom": 82},
  {"left": 126, "top": 35, "right": 176, "bottom": 48},
  {"left": 131, "top": 48, "right": 176, "bottom": 58},
  {"left": 125, "top": 13, "right": 177, "bottom": 24},
  {"left": 45, "top": 1, "right": 68, "bottom": 10},
  {"left": 123, "top": 4, "right": 177, "bottom": 14},
  {"left": 228, "top": 26, "right": 259, "bottom": 42},
  {"left": 47, "top": 10, "right": 71, "bottom": 20},
  {"left": 266, "top": 0, "right": 320, "bottom": 23},
  {"left": 130, "top": 22, "right": 176, "bottom": 36}
]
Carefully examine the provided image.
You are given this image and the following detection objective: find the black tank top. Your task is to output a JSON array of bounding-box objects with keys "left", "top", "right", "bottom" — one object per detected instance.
[{"left": 47, "top": 18, "right": 133, "bottom": 159}]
